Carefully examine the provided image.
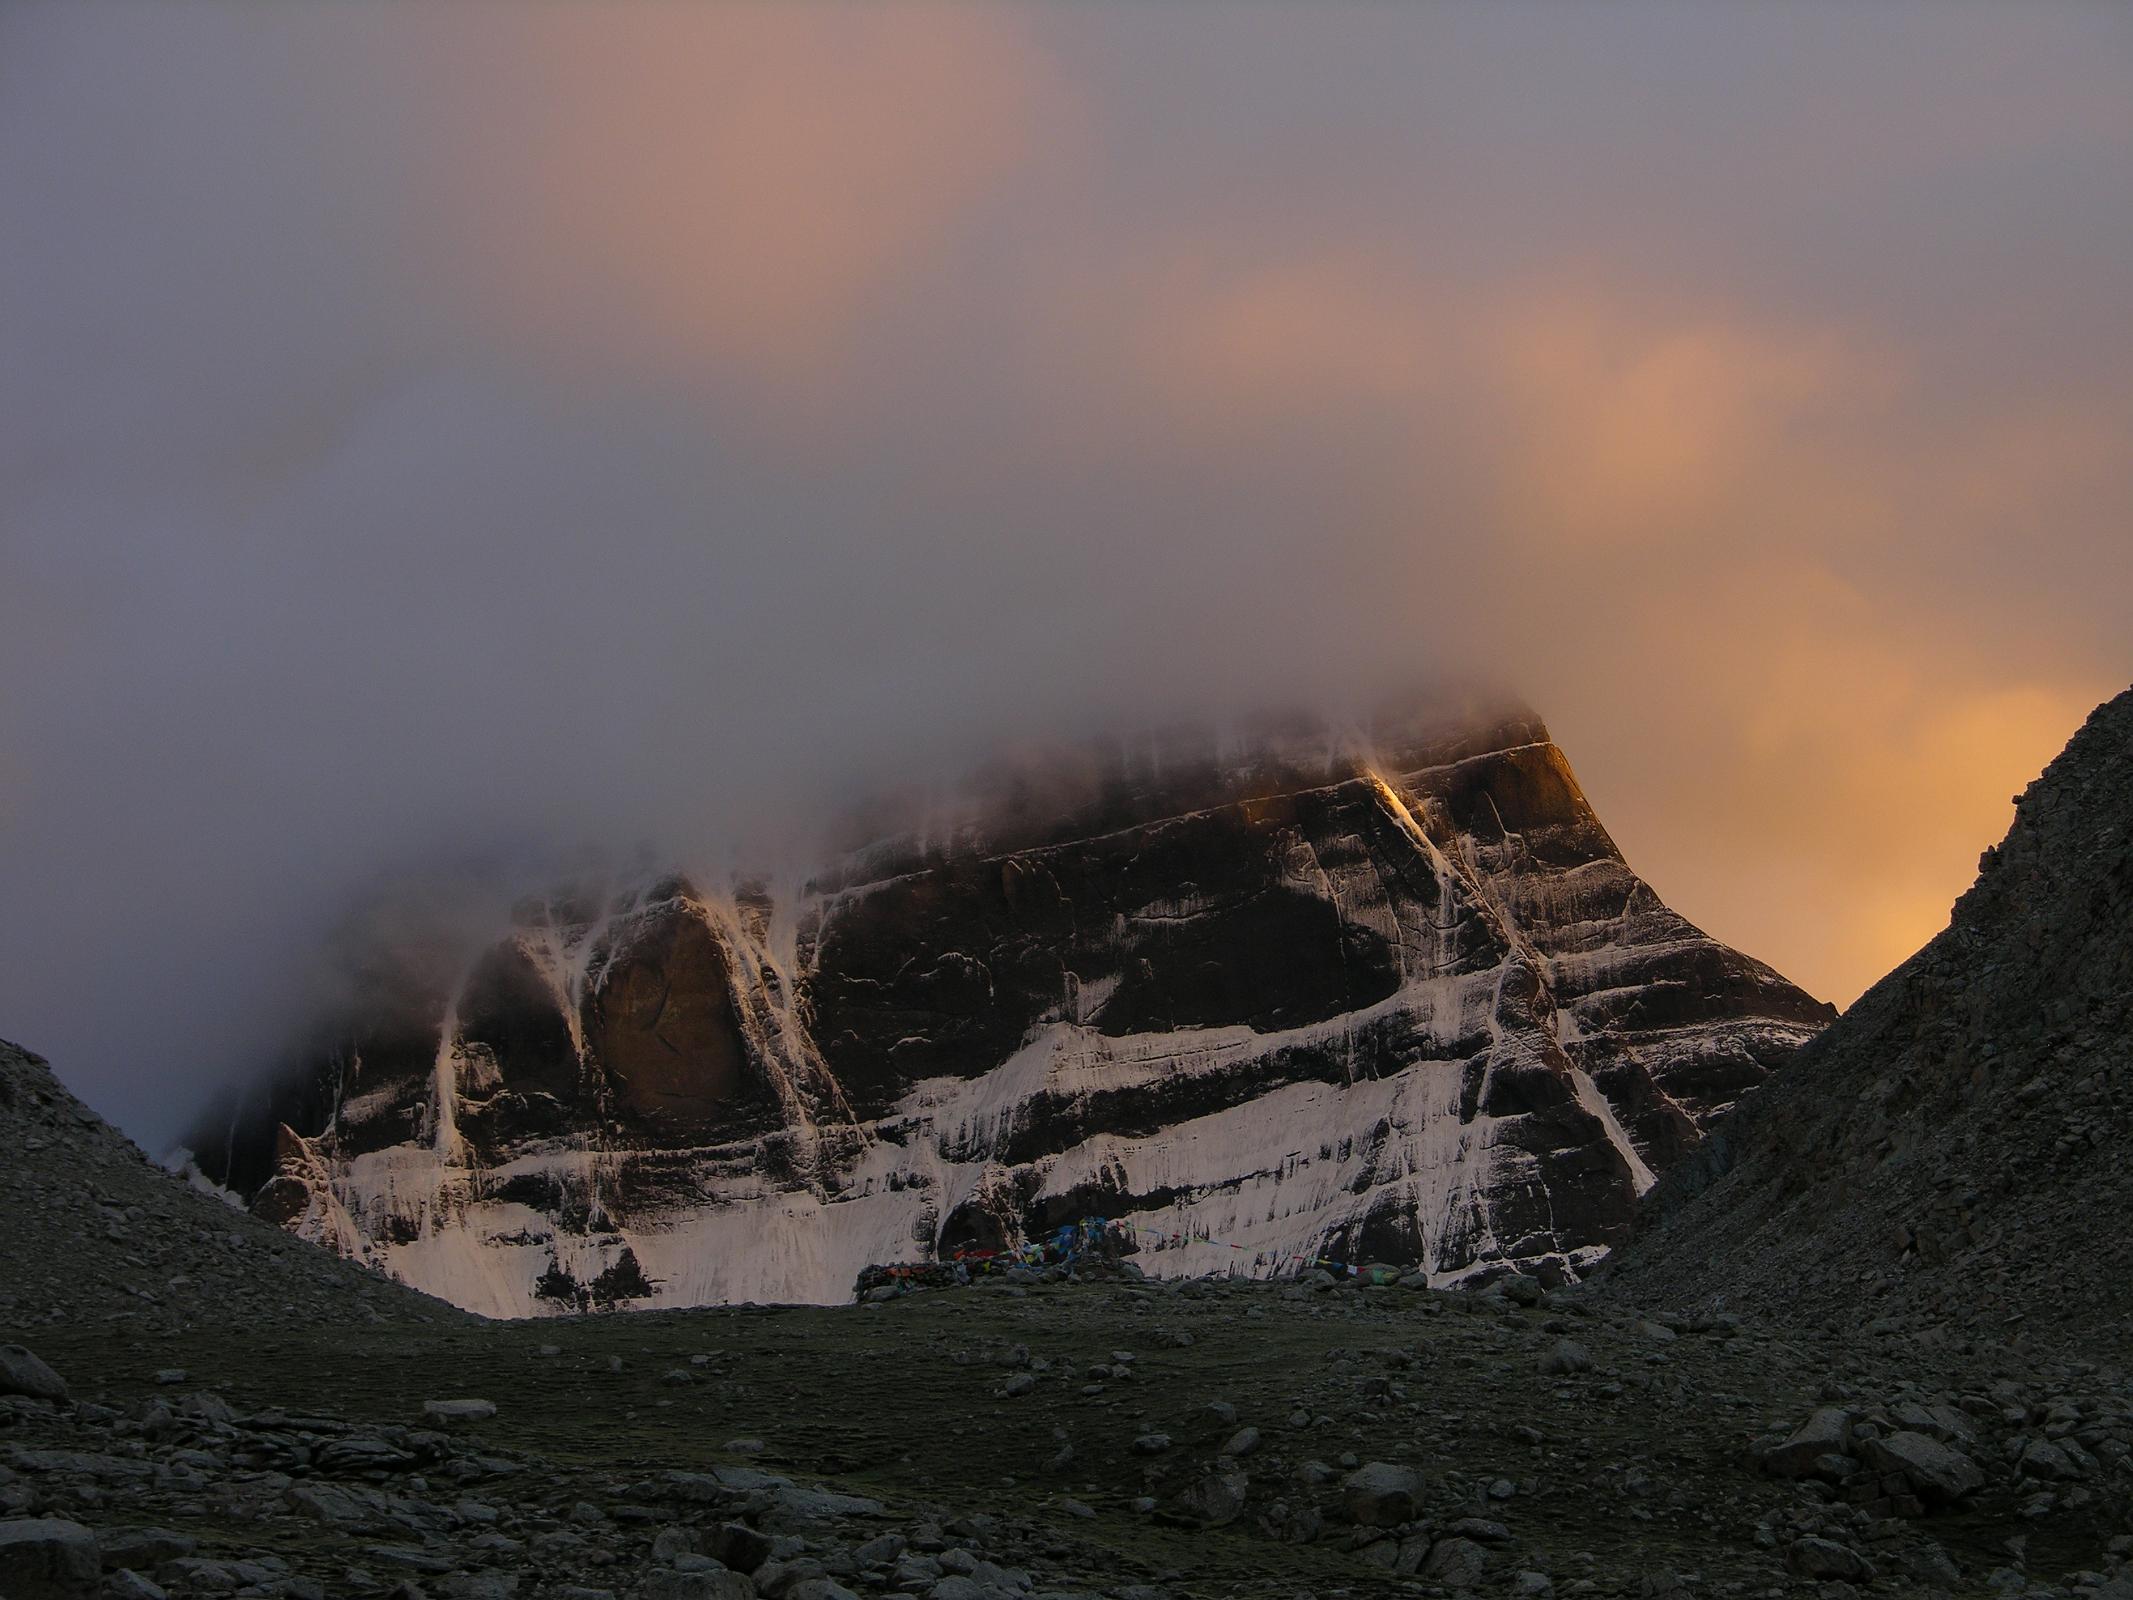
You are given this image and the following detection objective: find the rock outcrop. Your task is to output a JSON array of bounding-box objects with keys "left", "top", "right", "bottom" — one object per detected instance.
[{"left": 189, "top": 701, "right": 1832, "bottom": 1314}]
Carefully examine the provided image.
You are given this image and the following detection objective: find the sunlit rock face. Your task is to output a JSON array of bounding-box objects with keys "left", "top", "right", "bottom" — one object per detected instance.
[{"left": 189, "top": 701, "right": 1833, "bottom": 1315}]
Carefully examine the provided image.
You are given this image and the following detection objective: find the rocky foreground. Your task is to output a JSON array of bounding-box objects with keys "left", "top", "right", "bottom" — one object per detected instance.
[{"left": 5, "top": 1268, "right": 2133, "bottom": 1600}]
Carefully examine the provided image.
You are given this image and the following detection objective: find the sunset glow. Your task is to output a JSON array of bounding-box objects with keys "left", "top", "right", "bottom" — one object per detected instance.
[{"left": 3, "top": 2, "right": 2130, "bottom": 1136}]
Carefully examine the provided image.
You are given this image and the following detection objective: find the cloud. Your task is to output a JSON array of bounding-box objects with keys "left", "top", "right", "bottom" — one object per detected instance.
[
  {"left": 400, "top": 6, "right": 1062, "bottom": 395},
  {"left": 0, "top": 1, "right": 2129, "bottom": 1143},
  {"left": 1061, "top": 233, "right": 2128, "bottom": 997}
]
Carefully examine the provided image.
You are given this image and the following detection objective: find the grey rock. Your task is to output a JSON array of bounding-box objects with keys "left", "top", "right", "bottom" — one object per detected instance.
[
  {"left": 0, "top": 1518, "right": 99, "bottom": 1598},
  {"left": 1176, "top": 1471, "right": 1248, "bottom": 1528},
  {"left": 1539, "top": 1340, "right": 1591, "bottom": 1376},
  {"left": 1444, "top": 1517, "right": 1511, "bottom": 1544},
  {"left": 768, "top": 1484, "right": 884, "bottom": 1522},
  {"left": 1762, "top": 1408, "right": 1853, "bottom": 1479},
  {"left": 1341, "top": 1462, "right": 1423, "bottom": 1526},
  {"left": 176, "top": 1392, "right": 233, "bottom": 1425},
  {"left": 2019, "top": 1437, "right": 2083, "bottom": 1480},
  {"left": 653, "top": 1525, "right": 703, "bottom": 1562},
  {"left": 314, "top": 1437, "right": 417, "bottom": 1473},
  {"left": 1783, "top": 1537, "right": 1873, "bottom": 1582},
  {"left": 421, "top": 1398, "right": 497, "bottom": 1426},
  {"left": 1421, "top": 1537, "right": 1489, "bottom": 1586},
  {"left": 852, "top": 1533, "right": 905, "bottom": 1566},
  {"left": 707, "top": 1523, "right": 776, "bottom": 1574},
  {"left": 1859, "top": 1430, "right": 1984, "bottom": 1503},
  {"left": 0, "top": 1347, "right": 68, "bottom": 1404}
]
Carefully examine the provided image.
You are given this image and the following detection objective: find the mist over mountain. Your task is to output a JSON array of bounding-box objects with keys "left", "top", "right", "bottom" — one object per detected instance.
[
  {"left": 4, "top": 2, "right": 2130, "bottom": 1150},
  {"left": 4, "top": 10, "right": 2133, "bottom": 1597},
  {"left": 178, "top": 699, "right": 1834, "bottom": 1314}
]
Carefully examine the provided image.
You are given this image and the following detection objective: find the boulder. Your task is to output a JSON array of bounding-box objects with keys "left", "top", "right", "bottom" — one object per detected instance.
[
  {"left": 651, "top": 1526, "right": 701, "bottom": 1563},
  {"left": 1341, "top": 1462, "right": 1423, "bottom": 1526},
  {"left": 0, "top": 1518, "right": 100, "bottom": 1598},
  {"left": 1177, "top": 1471, "right": 1249, "bottom": 1528},
  {"left": 1539, "top": 1340, "right": 1590, "bottom": 1376},
  {"left": 706, "top": 1523, "right": 776, "bottom": 1573},
  {"left": 1858, "top": 1431, "right": 1984, "bottom": 1503},
  {"left": 2018, "top": 1438, "right": 2083, "bottom": 1481},
  {"left": 1421, "top": 1537, "right": 1490, "bottom": 1586},
  {"left": 0, "top": 1346, "right": 67, "bottom": 1404},
  {"left": 1761, "top": 1408, "right": 1853, "bottom": 1479},
  {"left": 1783, "top": 1537, "right": 1873, "bottom": 1582}
]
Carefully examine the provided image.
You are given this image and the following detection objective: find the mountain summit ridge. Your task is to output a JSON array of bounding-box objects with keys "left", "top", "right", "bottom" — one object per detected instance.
[{"left": 191, "top": 704, "right": 1833, "bottom": 1314}]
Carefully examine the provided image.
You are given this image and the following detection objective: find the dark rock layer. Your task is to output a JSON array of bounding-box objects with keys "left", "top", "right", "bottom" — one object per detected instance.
[{"left": 189, "top": 703, "right": 1832, "bottom": 1313}]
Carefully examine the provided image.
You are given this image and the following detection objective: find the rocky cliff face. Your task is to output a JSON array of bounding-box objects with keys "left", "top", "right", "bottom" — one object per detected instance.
[
  {"left": 189, "top": 704, "right": 1832, "bottom": 1315},
  {"left": 1607, "top": 686, "right": 2133, "bottom": 1358}
]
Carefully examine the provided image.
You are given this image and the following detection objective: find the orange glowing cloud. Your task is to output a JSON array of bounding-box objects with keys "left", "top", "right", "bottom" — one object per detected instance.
[
  {"left": 1488, "top": 297, "right": 1897, "bottom": 551},
  {"left": 1056, "top": 242, "right": 2124, "bottom": 1003},
  {"left": 400, "top": 6, "right": 1061, "bottom": 392},
  {"left": 1575, "top": 580, "right": 2106, "bottom": 1004}
]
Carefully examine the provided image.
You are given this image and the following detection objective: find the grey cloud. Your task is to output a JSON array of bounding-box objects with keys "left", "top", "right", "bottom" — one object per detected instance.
[{"left": 3, "top": 2, "right": 2130, "bottom": 1143}]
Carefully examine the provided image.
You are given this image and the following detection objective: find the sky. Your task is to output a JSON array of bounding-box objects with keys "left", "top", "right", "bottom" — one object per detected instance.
[{"left": 2, "top": 2, "right": 2130, "bottom": 1144}]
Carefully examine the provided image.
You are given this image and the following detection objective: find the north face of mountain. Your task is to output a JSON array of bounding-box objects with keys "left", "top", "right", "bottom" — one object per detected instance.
[
  {"left": 1608, "top": 686, "right": 2133, "bottom": 1358},
  {"left": 189, "top": 703, "right": 1833, "bottom": 1315}
]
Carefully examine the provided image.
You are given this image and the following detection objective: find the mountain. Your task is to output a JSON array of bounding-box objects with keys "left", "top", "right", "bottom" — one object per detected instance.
[
  {"left": 0, "top": 1037, "right": 453, "bottom": 1338},
  {"left": 187, "top": 701, "right": 1833, "bottom": 1315},
  {"left": 1606, "top": 686, "right": 2133, "bottom": 1358}
]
